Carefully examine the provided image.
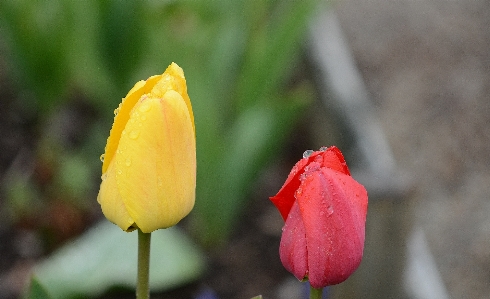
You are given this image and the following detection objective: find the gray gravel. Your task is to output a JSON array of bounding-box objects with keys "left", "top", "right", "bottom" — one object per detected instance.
[{"left": 335, "top": 0, "right": 490, "bottom": 298}]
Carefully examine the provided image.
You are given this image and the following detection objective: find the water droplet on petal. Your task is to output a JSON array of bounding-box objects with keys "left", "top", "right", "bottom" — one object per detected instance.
[
  {"left": 139, "top": 103, "right": 151, "bottom": 112},
  {"left": 319, "top": 146, "right": 328, "bottom": 151},
  {"left": 299, "top": 172, "right": 307, "bottom": 182},
  {"left": 303, "top": 163, "right": 320, "bottom": 174},
  {"left": 99, "top": 154, "right": 105, "bottom": 162},
  {"left": 327, "top": 205, "right": 334, "bottom": 216},
  {"left": 117, "top": 170, "right": 122, "bottom": 175},
  {"left": 101, "top": 173, "right": 107, "bottom": 181},
  {"left": 291, "top": 164, "right": 300, "bottom": 176},
  {"left": 303, "top": 150, "right": 314, "bottom": 158},
  {"left": 295, "top": 187, "right": 302, "bottom": 198},
  {"left": 125, "top": 158, "right": 132, "bottom": 166},
  {"left": 129, "top": 130, "right": 140, "bottom": 139}
]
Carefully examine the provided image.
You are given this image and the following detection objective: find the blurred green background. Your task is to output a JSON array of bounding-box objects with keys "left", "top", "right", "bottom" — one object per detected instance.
[{"left": 0, "top": 0, "right": 323, "bottom": 298}]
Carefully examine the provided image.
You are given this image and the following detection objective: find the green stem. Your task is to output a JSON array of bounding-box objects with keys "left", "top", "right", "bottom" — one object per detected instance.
[
  {"left": 136, "top": 229, "right": 151, "bottom": 299},
  {"left": 309, "top": 284, "right": 323, "bottom": 299}
]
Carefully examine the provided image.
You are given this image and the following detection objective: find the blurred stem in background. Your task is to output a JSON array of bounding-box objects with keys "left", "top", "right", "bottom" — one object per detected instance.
[{"left": 0, "top": 0, "right": 321, "bottom": 248}]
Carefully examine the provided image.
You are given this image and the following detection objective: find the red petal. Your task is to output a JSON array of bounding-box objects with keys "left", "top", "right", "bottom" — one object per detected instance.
[
  {"left": 297, "top": 165, "right": 367, "bottom": 287},
  {"left": 279, "top": 200, "right": 308, "bottom": 281},
  {"left": 270, "top": 146, "right": 350, "bottom": 220},
  {"left": 269, "top": 156, "right": 311, "bottom": 220},
  {"left": 320, "top": 146, "right": 351, "bottom": 175}
]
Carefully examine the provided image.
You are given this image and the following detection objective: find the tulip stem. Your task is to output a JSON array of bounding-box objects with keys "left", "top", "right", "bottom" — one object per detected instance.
[
  {"left": 137, "top": 229, "right": 151, "bottom": 299},
  {"left": 309, "top": 285, "right": 323, "bottom": 299}
]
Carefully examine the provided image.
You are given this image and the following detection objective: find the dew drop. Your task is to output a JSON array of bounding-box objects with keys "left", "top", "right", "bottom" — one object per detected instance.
[
  {"left": 319, "top": 146, "right": 328, "bottom": 151},
  {"left": 327, "top": 205, "right": 334, "bottom": 216},
  {"left": 303, "top": 149, "right": 314, "bottom": 158},
  {"left": 114, "top": 107, "right": 120, "bottom": 116},
  {"left": 129, "top": 130, "right": 140, "bottom": 139},
  {"left": 139, "top": 103, "right": 151, "bottom": 112},
  {"left": 99, "top": 154, "right": 105, "bottom": 162},
  {"left": 117, "top": 170, "right": 122, "bottom": 175},
  {"left": 101, "top": 173, "right": 107, "bottom": 181},
  {"left": 291, "top": 164, "right": 300, "bottom": 176},
  {"left": 125, "top": 158, "right": 132, "bottom": 166},
  {"left": 299, "top": 173, "right": 307, "bottom": 182},
  {"left": 295, "top": 187, "right": 302, "bottom": 198},
  {"left": 303, "top": 162, "right": 320, "bottom": 174}
]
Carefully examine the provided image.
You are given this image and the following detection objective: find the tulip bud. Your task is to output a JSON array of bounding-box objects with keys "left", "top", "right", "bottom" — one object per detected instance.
[
  {"left": 97, "top": 63, "right": 196, "bottom": 233},
  {"left": 270, "top": 146, "right": 368, "bottom": 288}
]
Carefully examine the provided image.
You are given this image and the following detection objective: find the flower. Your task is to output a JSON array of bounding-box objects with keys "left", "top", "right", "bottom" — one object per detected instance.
[
  {"left": 270, "top": 146, "right": 368, "bottom": 288},
  {"left": 97, "top": 62, "right": 196, "bottom": 233}
]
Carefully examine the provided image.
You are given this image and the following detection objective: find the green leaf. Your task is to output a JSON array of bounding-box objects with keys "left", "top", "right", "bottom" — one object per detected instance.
[
  {"left": 194, "top": 82, "right": 314, "bottom": 245},
  {"left": 32, "top": 221, "right": 205, "bottom": 299},
  {"left": 96, "top": 0, "right": 146, "bottom": 90},
  {"left": 24, "top": 277, "right": 53, "bottom": 299},
  {"left": 187, "top": 0, "right": 320, "bottom": 246},
  {"left": 236, "top": 0, "right": 320, "bottom": 111},
  {"left": 0, "top": 0, "right": 71, "bottom": 113}
]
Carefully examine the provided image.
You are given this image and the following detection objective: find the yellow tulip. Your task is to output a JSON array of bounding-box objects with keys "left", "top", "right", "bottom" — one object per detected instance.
[{"left": 97, "top": 63, "right": 196, "bottom": 233}]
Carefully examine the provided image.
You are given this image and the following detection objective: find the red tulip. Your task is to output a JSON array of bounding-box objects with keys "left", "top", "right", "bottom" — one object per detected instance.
[{"left": 270, "top": 146, "right": 368, "bottom": 288}]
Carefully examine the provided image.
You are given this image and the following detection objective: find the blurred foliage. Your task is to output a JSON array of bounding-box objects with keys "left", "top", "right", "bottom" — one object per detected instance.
[
  {"left": 0, "top": 0, "right": 321, "bottom": 250},
  {"left": 28, "top": 222, "right": 205, "bottom": 299},
  {"left": 24, "top": 277, "right": 53, "bottom": 299}
]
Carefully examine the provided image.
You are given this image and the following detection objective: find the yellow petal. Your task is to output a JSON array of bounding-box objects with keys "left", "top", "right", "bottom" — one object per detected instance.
[
  {"left": 102, "top": 75, "right": 161, "bottom": 173},
  {"left": 97, "top": 156, "right": 135, "bottom": 231},
  {"left": 114, "top": 90, "right": 196, "bottom": 233},
  {"left": 102, "top": 63, "right": 193, "bottom": 174},
  {"left": 157, "top": 63, "right": 195, "bottom": 135}
]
